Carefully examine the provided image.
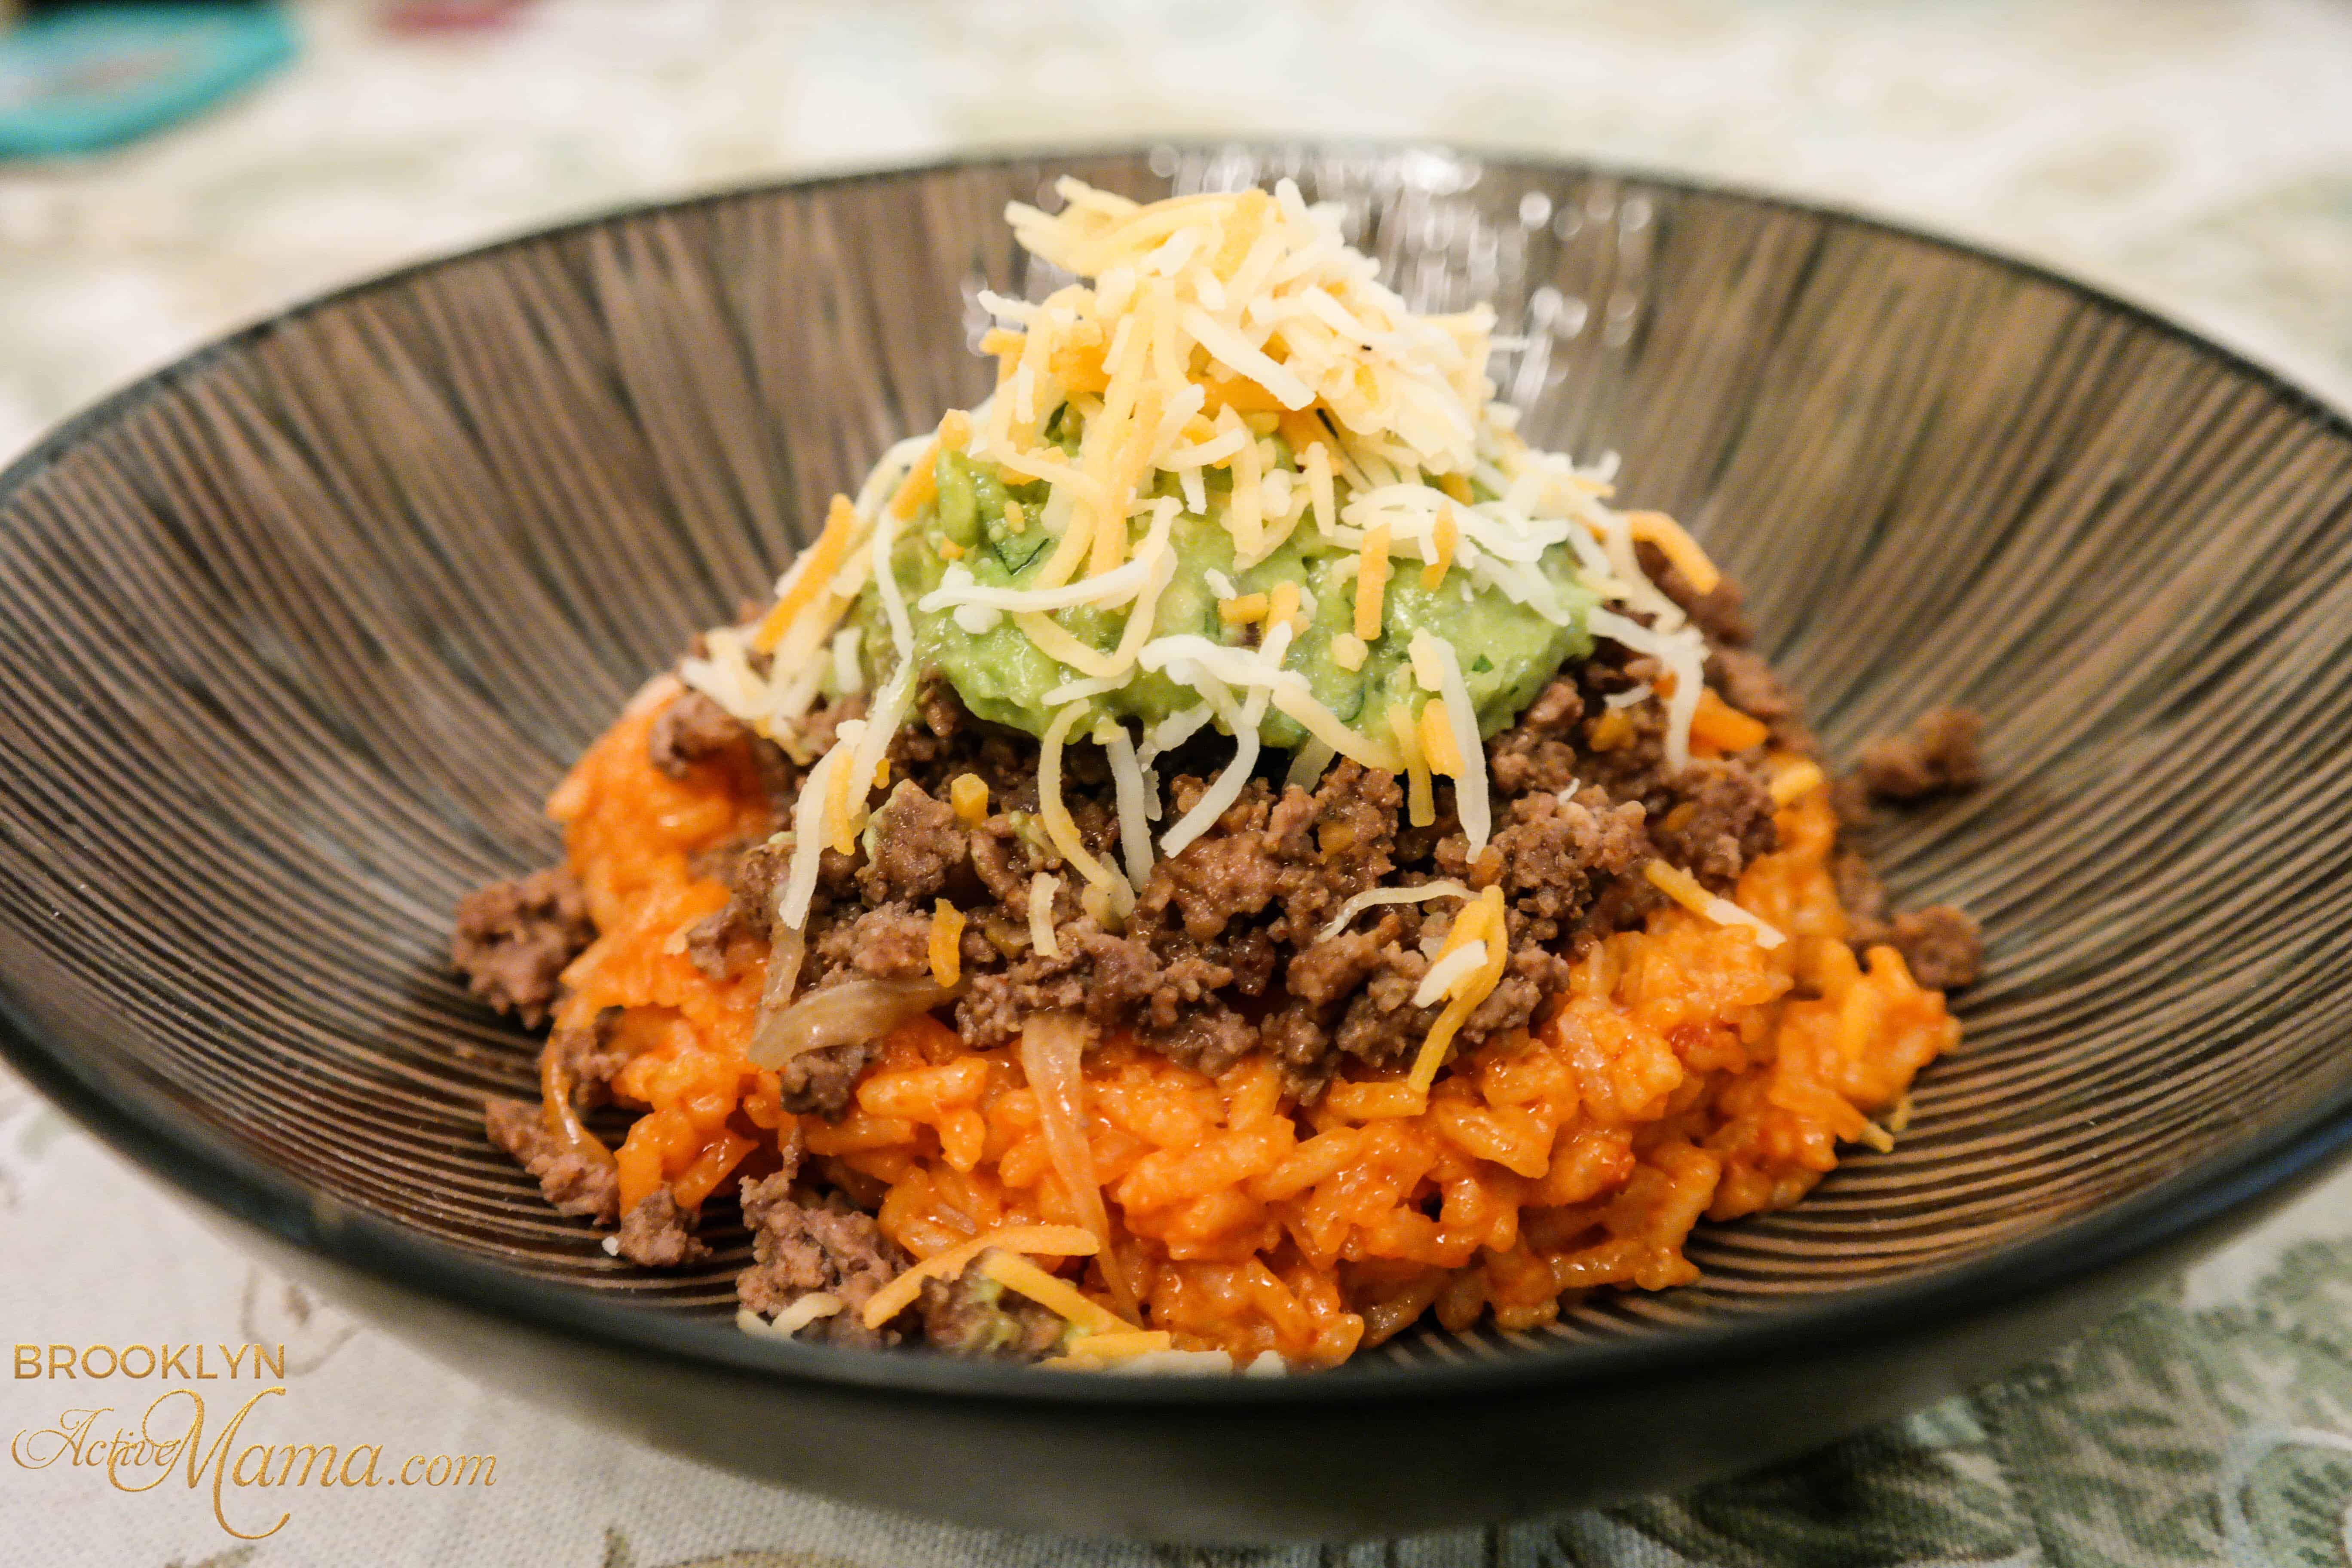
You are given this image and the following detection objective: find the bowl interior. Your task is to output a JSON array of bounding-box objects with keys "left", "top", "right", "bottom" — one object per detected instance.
[{"left": 3, "top": 145, "right": 2352, "bottom": 1372}]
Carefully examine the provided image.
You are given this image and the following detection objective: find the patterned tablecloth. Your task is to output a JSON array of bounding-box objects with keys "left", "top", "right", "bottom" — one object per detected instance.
[{"left": 6, "top": 3, "right": 2352, "bottom": 1563}]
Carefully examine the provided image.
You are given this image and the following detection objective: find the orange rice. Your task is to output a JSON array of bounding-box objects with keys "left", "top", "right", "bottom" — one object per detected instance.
[{"left": 544, "top": 686, "right": 1959, "bottom": 1366}]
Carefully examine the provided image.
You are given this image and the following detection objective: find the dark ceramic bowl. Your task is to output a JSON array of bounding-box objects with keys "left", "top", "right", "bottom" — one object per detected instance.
[{"left": 4, "top": 144, "right": 2352, "bottom": 1543}]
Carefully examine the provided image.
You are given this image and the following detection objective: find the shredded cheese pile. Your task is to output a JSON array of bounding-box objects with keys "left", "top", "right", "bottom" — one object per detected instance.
[{"left": 679, "top": 177, "right": 1718, "bottom": 937}]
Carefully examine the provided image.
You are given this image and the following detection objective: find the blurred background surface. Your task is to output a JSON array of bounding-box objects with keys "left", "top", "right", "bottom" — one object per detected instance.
[{"left": 0, "top": 0, "right": 2349, "bottom": 461}]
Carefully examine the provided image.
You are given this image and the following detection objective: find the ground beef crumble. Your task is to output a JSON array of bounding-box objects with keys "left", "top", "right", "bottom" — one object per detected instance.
[
  {"left": 615, "top": 1189, "right": 708, "bottom": 1267},
  {"left": 775, "top": 1039, "right": 881, "bottom": 1119},
  {"left": 451, "top": 867, "right": 594, "bottom": 1028},
  {"left": 1884, "top": 906, "right": 1984, "bottom": 991},
  {"left": 1834, "top": 835, "right": 1985, "bottom": 991},
  {"left": 919, "top": 1262, "right": 1067, "bottom": 1360},
  {"left": 1854, "top": 705, "right": 1984, "bottom": 802},
  {"left": 548, "top": 1015, "right": 627, "bottom": 1107},
  {"left": 482, "top": 1096, "right": 619, "bottom": 1224},
  {"left": 465, "top": 561, "right": 1987, "bottom": 1352},
  {"left": 690, "top": 613, "right": 1960, "bottom": 1104},
  {"left": 649, "top": 689, "right": 752, "bottom": 778},
  {"left": 737, "top": 1159, "right": 913, "bottom": 1348}
]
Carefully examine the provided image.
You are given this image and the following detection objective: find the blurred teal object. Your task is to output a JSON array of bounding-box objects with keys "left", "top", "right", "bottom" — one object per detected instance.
[{"left": 0, "top": 4, "right": 295, "bottom": 157}]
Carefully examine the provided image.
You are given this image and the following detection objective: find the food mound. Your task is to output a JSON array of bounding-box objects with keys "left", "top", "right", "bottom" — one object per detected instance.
[{"left": 453, "top": 179, "right": 1985, "bottom": 1372}]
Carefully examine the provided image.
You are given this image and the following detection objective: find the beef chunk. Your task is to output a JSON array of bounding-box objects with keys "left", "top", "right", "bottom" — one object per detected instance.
[
  {"left": 887, "top": 675, "right": 986, "bottom": 775},
  {"left": 776, "top": 1041, "right": 878, "bottom": 1119},
  {"left": 1829, "top": 775, "right": 1877, "bottom": 829},
  {"left": 1490, "top": 793, "right": 1650, "bottom": 940},
  {"left": 1888, "top": 905, "right": 1984, "bottom": 991},
  {"left": 856, "top": 781, "right": 966, "bottom": 905},
  {"left": 967, "top": 815, "right": 1045, "bottom": 906},
  {"left": 955, "top": 942, "right": 1095, "bottom": 1048},
  {"left": 1488, "top": 677, "right": 1587, "bottom": 796},
  {"left": 736, "top": 1172, "right": 911, "bottom": 1348},
  {"left": 687, "top": 836, "right": 789, "bottom": 980},
  {"left": 451, "top": 867, "right": 594, "bottom": 1027},
  {"left": 813, "top": 904, "right": 936, "bottom": 982},
  {"left": 1133, "top": 764, "right": 1402, "bottom": 950},
  {"left": 484, "top": 1097, "right": 618, "bottom": 1224},
  {"left": 1260, "top": 761, "right": 1403, "bottom": 937},
  {"left": 546, "top": 1017, "right": 628, "bottom": 1110},
  {"left": 1085, "top": 929, "right": 1203, "bottom": 1022},
  {"left": 1143, "top": 778, "right": 1286, "bottom": 941},
  {"left": 649, "top": 689, "right": 749, "bottom": 778},
  {"left": 1261, "top": 1005, "right": 1336, "bottom": 1100},
  {"left": 1145, "top": 1002, "right": 1260, "bottom": 1076},
  {"left": 1464, "top": 969, "right": 1545, "bottom": 1038},
  {"left": 918, "top": 676, "right": 967, "bottom": 744},
  {"left": 1285, "top": 924, "right": 1391, "bottom": 1009},
  {"left": 615, "top": 1189, "right": 708, "bottom": 1267},
  {"left": 918, "top": 1259, "right": 1066, "bottom": 1360},
  {"left": 1650, "top": 756, "right": 1777, "bottom": 888},
  {"left": 1835, "top": 851, "right": 1981, "bottom": 989},
  {"left": 1856, "top": 707, "right": 1984, "bottom": 802},
  {"left": 1333, "top": 945, "right": 1440, "bottom": 1068},
  {"left": 955, "top": 919, "right": 1243, "bottom": 1058}
]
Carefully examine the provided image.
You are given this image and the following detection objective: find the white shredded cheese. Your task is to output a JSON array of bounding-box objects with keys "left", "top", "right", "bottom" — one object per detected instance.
[
  {"left": 829, "top": 626, "right": 864, "bottom": 695},
  {"left": 678, "top": 627, "right": 770, "bottom": 724},
  {"left": 1152, "top": 621, "right": 1294, "bottom": 859},
  {"left": 1135, "top": 631, "right": 1396, "bottom": 772},
  {"left": 1414, "top": 940, "right": 1490, "bottom": 1007},
  {"left": 917, "top": 551, "right": 1158, "bottom": 614},
  {"left": 778, "top": 739, "right": 846, "bottom": 930},
  {"left": 1285, "top": 737, "right": 1335, "bottom": 792},
  {"left": 1179, "top": 466, "right": 1207, "bottom": 515},
  {"left": 1603, "top": 683, "right": 1652, "bottom": 710},
  {"left": 1029, "top": 873, "right": 1061, "bottom": 958},
  {"left": 1407, "top": 629, "right": 1447, "bottom": 693},
  {"left": 1158, "top": 680, "right": 1262, "bottom": 859},
  {"left": 1588, "top": 606, "right": 1707, "bottom": 772},
  {"left": 974, "top": 289, "right": 1040, "bottom": 326},
  {"left": 1164, "top": 424, "right": 1249, "bottom": 469},
  {"left": 1314, "top": 880, "right": 1473, "bottom": 943},
  {"left": 1180, "top": 306, "right": 1315, "bottom": 408},
  {"left": 1705, "top": 896, "right": 1787, "bottom": 949},
  {"left": 1426, "top": 634, "right": 1492, "bottom": 851},
  {"left": 1138, "top": 701, "right": 1213, "bottom": 765},
  {"left": 1100, "top": 719, "right": 1156, "bottom": 893},
  {"left": 766, "top": 1288, "right": 842, "bottom": 1335},
  {"left": 1073, "top": 1349, "right": 1250, "bottom": 1377}
]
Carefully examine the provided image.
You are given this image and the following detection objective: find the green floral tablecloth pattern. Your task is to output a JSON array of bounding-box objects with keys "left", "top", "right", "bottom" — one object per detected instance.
[{"left": 5, "top": 2, "right": 2352, "bottom": 1563}]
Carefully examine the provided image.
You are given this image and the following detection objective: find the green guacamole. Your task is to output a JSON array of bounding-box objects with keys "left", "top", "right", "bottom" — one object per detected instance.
[{"left": 854, "top": 432, "right": 1594, "bottom": 751}]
